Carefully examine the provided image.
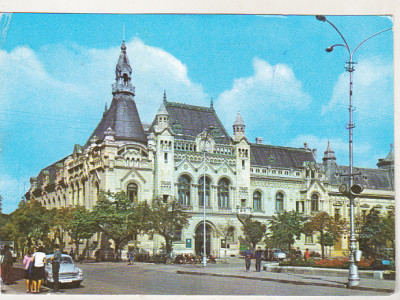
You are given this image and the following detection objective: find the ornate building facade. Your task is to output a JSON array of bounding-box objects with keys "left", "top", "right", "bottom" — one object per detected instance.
[{"left": 27, "top": 42, "right": 395, "bottom": 257}]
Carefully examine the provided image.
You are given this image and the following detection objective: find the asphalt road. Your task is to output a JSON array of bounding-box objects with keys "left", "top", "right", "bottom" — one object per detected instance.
[{"left": 3, "top": 261, "right": 389, "bottom": 296}]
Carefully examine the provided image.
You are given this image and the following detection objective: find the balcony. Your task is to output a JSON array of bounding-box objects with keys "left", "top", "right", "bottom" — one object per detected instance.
[{"left": 236, "top": 207, "right": 252, "bottom": 215}]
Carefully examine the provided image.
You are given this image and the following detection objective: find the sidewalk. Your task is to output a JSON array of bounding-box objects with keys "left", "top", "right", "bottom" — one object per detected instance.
[{"left": 175, "top": 261, "right": 396, "bottom": 294}]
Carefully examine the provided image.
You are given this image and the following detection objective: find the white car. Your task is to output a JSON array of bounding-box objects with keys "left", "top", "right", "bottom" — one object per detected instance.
[
  {"left": 44, "top": 254, "right": 83, "bottom": 287},
  {"left": 272, "top": 249, "right": 287, "bottom": 261}
]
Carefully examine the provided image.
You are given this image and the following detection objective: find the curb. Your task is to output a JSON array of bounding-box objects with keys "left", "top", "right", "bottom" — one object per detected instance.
[{"left": 176, "top": 270, "right": 395, "bottom": 294}]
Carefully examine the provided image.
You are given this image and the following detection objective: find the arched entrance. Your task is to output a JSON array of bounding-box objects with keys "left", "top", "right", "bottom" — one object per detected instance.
[{"left": 195, "top": 223, "right": 213, "bottom": 256}]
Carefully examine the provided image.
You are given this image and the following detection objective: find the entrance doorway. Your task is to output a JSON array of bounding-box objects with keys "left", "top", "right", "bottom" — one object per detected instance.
[{"left": 195, "top": 223, "right": 212, "bottom": 256}]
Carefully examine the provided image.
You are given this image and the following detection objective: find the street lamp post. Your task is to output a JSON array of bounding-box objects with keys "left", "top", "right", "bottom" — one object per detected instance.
[
  {"left": 316, "top": 15, "right": 392, "bottom": 288},
  {"left": 202, "top": 126, "right": 214, "bottom": 267}
]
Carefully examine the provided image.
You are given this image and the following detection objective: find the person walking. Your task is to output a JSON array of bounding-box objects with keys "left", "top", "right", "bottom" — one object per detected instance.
[
  {"left": 51, "top": 244, "right": 62, "bottom": 292},
  {"left": 254, "top": 246, "right": 263, "bottom": 272},
  {"left": 23, "top": 248, "right": 34, "bottom": 292},
  {"left": 31, "top": 246, "right": 46, "bottom": 293},
  {"left": 1, "top": 244, "right": 14, "bottom": 285},
  {"left": 244, "top": 248, "right": 252, "bottom": 271}
]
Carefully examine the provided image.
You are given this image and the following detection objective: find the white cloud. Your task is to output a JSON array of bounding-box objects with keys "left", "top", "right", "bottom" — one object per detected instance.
[
  {"left": 215, "top": 57, "right": 312, "bottom": 134},
  {"left": 322, "top": 58, "right": 393, "bottom": 121}
]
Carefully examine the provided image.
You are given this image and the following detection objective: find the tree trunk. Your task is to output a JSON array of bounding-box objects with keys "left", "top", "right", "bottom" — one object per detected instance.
[
  {"left": 75, "top": 240, "right": 80, "bottom": 259},
  {"left": 320, "top": 230, "right": 325, "bottom": 259}
]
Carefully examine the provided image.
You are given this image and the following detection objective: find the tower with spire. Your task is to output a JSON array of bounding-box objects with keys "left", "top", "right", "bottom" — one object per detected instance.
[{"left": 232, "top": 112, "right": 246, "bottom": 142}]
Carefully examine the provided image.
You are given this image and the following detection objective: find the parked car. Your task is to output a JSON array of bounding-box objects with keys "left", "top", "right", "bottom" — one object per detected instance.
[
  {"left": 44, "top": 254, "right": 83, "bottom": 287},
  {"left": 272, "top": 249, "right": 287, "bottom": 261}
]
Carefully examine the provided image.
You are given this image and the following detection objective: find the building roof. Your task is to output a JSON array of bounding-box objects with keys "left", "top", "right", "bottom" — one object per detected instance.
[
  {"left": 152, "top": 101, "right": 231, "bottom": 144},
  {"left": 320, "top": 163, "right": 393, "bottom": 190},
  {"left": 85, "top": 94, "right": 147, "bottom": 146},
  {"left": 250, "top": 144, "right": 316, "bottom": 169}
]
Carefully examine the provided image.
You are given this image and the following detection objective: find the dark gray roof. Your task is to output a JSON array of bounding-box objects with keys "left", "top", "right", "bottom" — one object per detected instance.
[
  {"left": 34, "top": 158, "right": 66, "bottom": 191},
  {"left": 320, "top": 163, "right": 393, "bottom": 190},
  {"left": 151, "top": 101, "right": 231, "bottom": 144},
  {"left": 250, "top": 144, "right": 315, "bottom": 169},
  {"left": 86, "top": 94, "right": 147, "bottom": 146}
]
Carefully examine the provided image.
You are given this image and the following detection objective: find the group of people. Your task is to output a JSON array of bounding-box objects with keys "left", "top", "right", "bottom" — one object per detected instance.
[
  {"left": 243, "top": 246, "right": 264, "bottom": 272},
  {"left": 22, "top": 244, "right": 62, "bottom": 293},
  {"left": 244, "top": 246, "right": 312, "bottom": 272}
]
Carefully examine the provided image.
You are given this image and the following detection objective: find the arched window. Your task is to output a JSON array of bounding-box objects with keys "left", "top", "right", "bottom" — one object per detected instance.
[
  {"left": 198, "top": 176, "right": 211, "bottom": 207},
  {"left": 253, "top": 191, "right": 262, "bottom": 211},
  {"left": 218, "top": 178, "right": 230, "bottom": 208},
  {"left": 275, "top": 192, "right": 284, "bottom": 212},
  {"left": 178, "top": 175, "right": 191, "bottom": 206},
  {"left": 127, "top": 183, "right": 138, "bottom": 204},
  {"left": 311, "top": 193, "right": 319, "bottom": 212}
]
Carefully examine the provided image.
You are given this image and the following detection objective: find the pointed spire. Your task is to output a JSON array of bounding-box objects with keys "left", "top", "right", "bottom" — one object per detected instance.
[
  {"left": 103, "top": 102, "right": 108, "bottom": 116},
  {"left": 234, "top": 111, "right": 244, "bottom": 126},
  {"left": 113, "top": 41, "right": 135, "bottom": 95},
  {"left": 163, "top": 90, "right": 167, "bottom": 103},
  {"left": 323, "top": 140, "right": 336, "bottom": 162},
  {"left": 157, "top": 101, "right": 169, "bottom": 116},
  {"left": 377, "top": 144, "right": 394, "bottom": 168},
  {"left": 210, "top": 97, "right": 214, "bottom": 109}
]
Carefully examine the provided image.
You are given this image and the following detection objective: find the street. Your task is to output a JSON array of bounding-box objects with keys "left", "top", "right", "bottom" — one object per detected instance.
[{"left": 1, "top": 260, "right": 390, "bottom": 296}]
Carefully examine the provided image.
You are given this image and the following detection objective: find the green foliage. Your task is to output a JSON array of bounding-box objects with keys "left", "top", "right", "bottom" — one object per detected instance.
[
  {"left": 304, "top": 211, "right": 346, "bottom": 259},
  {"left": 146, "top": 197, "right": 191, "bottom": 256},
  {"left": 241, "top": 218, "right": 267, "bottom": 250},
  {"left": 268, "top": 210, "right": 305, "bottom": 253},
  {"left": 3, "top": 200, "right": 52, "bottom": 252},
  {"left": 92, "top": 190, "right": 139, "bottom": 255},
  {"left": 64, "top": 206, "right": 97, "bottom": 256},
  {"left": 359, "top": 209, "right": 395, "bottom": 258}
]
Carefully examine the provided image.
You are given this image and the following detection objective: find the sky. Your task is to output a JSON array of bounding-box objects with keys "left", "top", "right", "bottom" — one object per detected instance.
[{"left": 0, "top": 13, "right": 394, "bottom": 214}]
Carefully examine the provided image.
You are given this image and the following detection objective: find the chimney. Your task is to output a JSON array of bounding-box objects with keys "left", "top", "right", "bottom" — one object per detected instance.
[
  {"left": 255, "top": 137, "right": 263, "bottom": 144},
  {"left": 304, "top": 142, "right": 309, "bottom": 149}
]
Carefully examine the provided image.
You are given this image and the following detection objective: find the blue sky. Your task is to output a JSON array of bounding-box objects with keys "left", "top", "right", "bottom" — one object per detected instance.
[{"left": 0, "top": 13, "right": 393, "bottom": 214}]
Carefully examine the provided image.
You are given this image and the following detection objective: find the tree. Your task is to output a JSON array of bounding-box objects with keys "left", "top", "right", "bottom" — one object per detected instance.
[
  {"left": 359, "top": 208, "right": 394, "bottom": 258},
  {"left": 4, "top": 200, "right": 51, "bottom": 253},
  {"left": 64, "top": 206, "right": 97, "bottom": 258},
  {"left": 304, "top": 211, "right": 346, "bottom": 258},
  {"left": 240, "top": 218, "right": 267, "bottom": 250},
  {"left": 216, "top": 220, "right": 235, "bottom": 262},
  {"left": 146, "top": 197, "right": 191, "bottom": 259},
  {"left": 268, "top": 211, "right": 306, "bottom": 253},
  {"left": 92, "top": 191, "right": 142, "bottom": 259}
]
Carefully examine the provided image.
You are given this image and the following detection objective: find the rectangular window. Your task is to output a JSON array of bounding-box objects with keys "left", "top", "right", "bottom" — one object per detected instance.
[
  {"left": 296, "top": 201, "right": 304, "bottom": 212},
  {"left": 242, "top": 160, "right": 245, "bottom": 170},
  {"left": 241, "top": 199, "right": 246, "bottom": 208},
  {"left": 164, "top": 152, "right": 168, "bottom": 163},
  {"left": 163, "top": 195, "right": 168, "bottom": 203},
  {"left": 305, "top": 234, "right": 314, "bottom": 244}
]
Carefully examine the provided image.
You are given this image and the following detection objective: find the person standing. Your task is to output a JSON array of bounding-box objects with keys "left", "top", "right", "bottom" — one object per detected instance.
[
  {"left": 51, "top": 244, "right": 62, "bottom": 292},
  {"left": 244, "top": 248, "right": 252, "bottom": 271},
  {"left": 304, "top": 248, "right": 310, "bottom": 261},
  {"left": 254, "top": 246, "right": 263, "bottom": 272},
  {"left": 296, "top": 247, "right": 302, "bottom": 260},
  {"left": 23, "top": 248, "right": 34, "bottom": 292},
  {"left": 31, "top": 246, "right": 46, "bottom": 293},
  {"left": 1, "top": 244, "right": 14, "bottom": 285}
]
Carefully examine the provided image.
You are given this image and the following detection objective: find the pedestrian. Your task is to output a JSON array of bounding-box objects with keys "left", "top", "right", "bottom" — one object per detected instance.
[
  {"left": 296, "top": 247, "right": 302, "bottom": 260},
  {"left": 290, "top": 247, "right": 296, "bottom": 260},
  {"left": 244, "top": 248, "right": 252, "bottom": 271},
  {"left": 51, "top": 244, "right": 62, "bottom": 292},
  {"left": 23, "top": 248, "right": 34, "bottom": 292},
  {"left": 254, "top": 246, "right": 263, "bottom": 272},
  {"left": 1, "top": 244, "right": 14, "bottom": 285},
  {"left": 31, "top": 246, "right": 46, "bottom": 293},
  {"left": 304, "top": 248, "right": 310, "bottom": 261},
  {"left": 268, "top": 249, "right": 274, "bottom": 261}
]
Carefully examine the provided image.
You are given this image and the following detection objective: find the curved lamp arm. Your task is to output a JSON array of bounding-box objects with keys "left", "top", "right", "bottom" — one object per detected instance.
[{"left": 353, "top": 27, "right": 393, "bottom": 56}]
